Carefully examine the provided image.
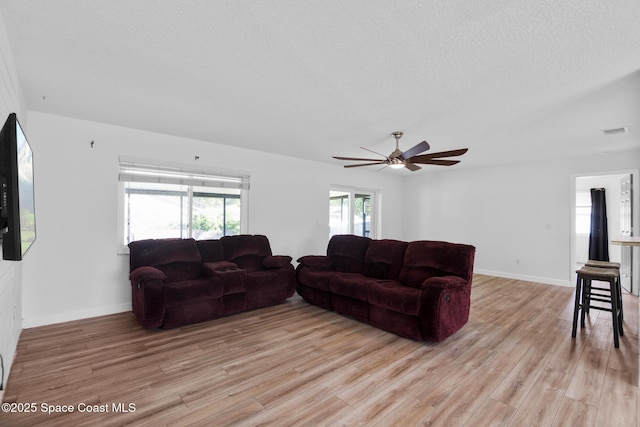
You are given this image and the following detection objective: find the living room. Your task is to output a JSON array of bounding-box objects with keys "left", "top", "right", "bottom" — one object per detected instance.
[{"left": 1, "top": 1, "right": 639, "bottom": 425}]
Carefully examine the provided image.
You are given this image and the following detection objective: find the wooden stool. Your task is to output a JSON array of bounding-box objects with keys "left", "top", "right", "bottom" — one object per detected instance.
[
  {"left": 572, "top": 266, "right": 623, "bottom": 348},
  {"left": 584, "top": 260, "right": 623, "bottom": 320},
  {"left": 585, "top": 260, "right": 620, "bottom": 269}
]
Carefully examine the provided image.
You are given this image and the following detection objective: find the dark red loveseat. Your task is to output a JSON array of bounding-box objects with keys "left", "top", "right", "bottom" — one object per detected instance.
[
  {"left": 128, "top": 235, "right": 296, "bottom": 329},
  {"left": 296, "top": 235, "right": 475, "bottom": 341}
]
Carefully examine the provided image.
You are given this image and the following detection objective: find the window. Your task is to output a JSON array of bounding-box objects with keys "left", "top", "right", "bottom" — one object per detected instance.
[
  {"left": 329, "top": 188, "right": 376, "bottom": 238},
  {"left": 118, "top": 158, "right": 249, "bottom": 247},
  {"left": 575, "top": 190, "right": 591, "bottom": 235}
]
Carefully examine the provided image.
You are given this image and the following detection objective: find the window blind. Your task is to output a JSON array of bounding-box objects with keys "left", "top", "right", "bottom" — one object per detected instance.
[{"left": 118, "top": 157, "right": 250, "bottom": 190}]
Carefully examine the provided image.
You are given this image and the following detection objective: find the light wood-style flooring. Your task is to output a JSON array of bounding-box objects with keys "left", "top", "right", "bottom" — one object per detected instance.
[{"left": 1, "top": 274, "right": 638, "bottom": 426}]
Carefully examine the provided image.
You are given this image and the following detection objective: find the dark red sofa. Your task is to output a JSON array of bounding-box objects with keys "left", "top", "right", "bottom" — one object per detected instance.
[
  {"left": 296, "top": 235, "right": 475, "bottom": 341},
  {"left": 128, "top": 235, "right": 296, "bottom": 329}
]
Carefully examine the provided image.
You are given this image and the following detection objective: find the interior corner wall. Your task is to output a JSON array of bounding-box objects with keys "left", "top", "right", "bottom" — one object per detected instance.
[
  {"left": 402, "top": 149, "right": 640, "bottom": 286},
  {"left": 0, "top": 7, "right": 27, "bottom": 401},
  {"left": 21, "top": 111, "right": 405, "bottom": 328}
]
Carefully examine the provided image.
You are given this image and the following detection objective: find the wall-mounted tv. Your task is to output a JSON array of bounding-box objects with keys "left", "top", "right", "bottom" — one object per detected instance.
[{"left": 0, "top": 113, "right": 36, "bottom": 260}]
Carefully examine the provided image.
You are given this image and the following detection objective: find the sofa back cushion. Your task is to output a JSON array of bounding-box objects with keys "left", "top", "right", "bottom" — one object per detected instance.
[
  {"left": 197, "top": 239, "right": 225, "bottom": 262},
  {"left": 363, "top": 239, "right": 408, "bottom": 280},
  {"left": 221, "top": 234, "right": 272, "bottom": 272},
  {"left": 327, "top": 234, "right": 371, "bottom": 273},
  {"left": 400, "top": 240, "right": 475, "bottom": 288},
  {"left": 128, "top": 238, "right": 202, "bottom": 282}
]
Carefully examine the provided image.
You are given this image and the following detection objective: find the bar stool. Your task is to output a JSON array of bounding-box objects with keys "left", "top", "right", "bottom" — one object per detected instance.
[
  {"left": 584, "top": 260, "right": 623, "bottom": 320},
  {"left": 572, "top": 266, "right": 623, "bottom": 348},
  {"left": 585, "top": 260, "right": 621, "bottom": 269}
]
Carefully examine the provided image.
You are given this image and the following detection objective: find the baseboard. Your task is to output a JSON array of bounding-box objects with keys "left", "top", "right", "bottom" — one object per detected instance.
[
  {"left": 474, "top": 269, "right": 571, "bottom": 287},
  {"left": 22, "top": 303, "right": 132, "bottom": 329}
]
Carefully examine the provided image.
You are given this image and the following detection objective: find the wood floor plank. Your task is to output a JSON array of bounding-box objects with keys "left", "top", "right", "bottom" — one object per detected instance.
[
  {"left": 421, "top": 367, "right": 508, "bottom": 426},
  {"left": 465, "top": 397, "right": 516, "bottom": 427},
  {"left": 507, "top": 378, "right": 565, "bottom": 426},
  {"left": 552, "top": 396, "right": 598, "bottom": 427},
  {"left": 594, "top": 366, "right": 637, "bottom": 426},
  {"left": 0, "top": 274, "right": 637, "bottom": 426},
  {"left": 565, "top": 345, "right": 610, "bottom": 407}
]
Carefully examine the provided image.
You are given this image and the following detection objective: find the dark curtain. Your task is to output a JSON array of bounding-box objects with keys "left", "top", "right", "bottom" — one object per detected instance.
[{"left": 588, "top": 188, "right": 609, "bottom": 261}]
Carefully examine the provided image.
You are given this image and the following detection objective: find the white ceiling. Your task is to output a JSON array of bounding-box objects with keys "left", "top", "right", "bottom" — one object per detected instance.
[{"left": 1, "top": 0, "right": 639, "bottom": 172}]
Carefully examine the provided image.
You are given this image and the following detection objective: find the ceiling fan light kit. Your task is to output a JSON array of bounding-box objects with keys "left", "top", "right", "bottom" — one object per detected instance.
[
  {"left": 389, "top": 158, "right": 405, "bottom": 169},
  {"left": 333, "top": 131, "right": 468, "bottom": 172}
]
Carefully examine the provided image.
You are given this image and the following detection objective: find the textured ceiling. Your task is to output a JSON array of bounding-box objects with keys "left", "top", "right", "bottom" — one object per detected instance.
[{"left": 1, "top": 0, "right": 639, "bottom": 172}]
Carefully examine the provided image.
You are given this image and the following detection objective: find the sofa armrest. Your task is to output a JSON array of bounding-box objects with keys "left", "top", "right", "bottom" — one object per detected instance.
[
  {"left": 129, "top": 266, "right": 165, "bottom": 329},
  {"left": 130, "top": 266, "right": 166, "bottom": 285},
  {"left": 297, "top": 255, "right": 332, "bottom": 269},
  {"left": 421, "top": 275, "right": 468, "bottom": 290},
  {"left": 202, "top": 261, "right": 238, "bottom": 275},
  {"left": 263, "top": 255, "right": 293, "bottom": 269}
]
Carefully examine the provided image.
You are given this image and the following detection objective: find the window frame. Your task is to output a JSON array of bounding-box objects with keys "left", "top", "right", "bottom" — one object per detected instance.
[
  {"left": 117, "top": 157, "right": 249, "bottom": 253},
  {"left": 329, "top": 185, "right": 378, "bottom": 238}
]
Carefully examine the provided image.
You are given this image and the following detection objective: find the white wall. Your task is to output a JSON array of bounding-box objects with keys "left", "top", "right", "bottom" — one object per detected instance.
[
  {"left": 0, "top": 7, "right": 26, "bottom": 401},
  {"left": 403, "top": 151, "right": 640, "bottom": 286},
  {"left": 21, "top": 111, "right": 405, "bottom": 327},
  {"left": 23, "top": 109, "right": 636, "bottom": 332}
]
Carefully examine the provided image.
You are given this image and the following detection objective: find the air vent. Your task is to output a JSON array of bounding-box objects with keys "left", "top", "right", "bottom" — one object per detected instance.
[{"left": 602, "top": 126, "right": 629, "bottom": 135}]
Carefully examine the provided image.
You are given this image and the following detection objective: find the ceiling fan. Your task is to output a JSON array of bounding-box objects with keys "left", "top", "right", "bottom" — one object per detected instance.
[{"left": 333, "top": 131, "right": 468, "bottom": 172}]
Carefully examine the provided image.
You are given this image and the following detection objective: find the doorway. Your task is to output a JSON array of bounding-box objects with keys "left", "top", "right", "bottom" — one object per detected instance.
[
  {"left": 329, "top": 187, "right": 377, "bottom": 239},
  {"left": 571, "top": 169, "right": 639, "bottom": 295}
]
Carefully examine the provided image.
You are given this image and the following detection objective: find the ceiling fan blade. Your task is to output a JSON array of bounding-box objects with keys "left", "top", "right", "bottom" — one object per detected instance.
[
  {"left": 400, "top": 141, "right": 430, "bottom": 160},
  {"left": 343, "top": 161, "right": 387, "bottom": 168},
  {"left": 410, "top": 148, "right": 468, "bottom": 162},
  {"left": 333, "top": 156, "right": 386, "bottom": 162},
  {"left": 411, "top": 159, "right": 460, "bottom": 166},
  {"left": 404, "top": 162, "right": 422, "bottom": 171}
]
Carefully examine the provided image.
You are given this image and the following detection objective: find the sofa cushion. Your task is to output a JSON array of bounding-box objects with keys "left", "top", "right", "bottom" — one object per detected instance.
[
  {"left": 329, "top": 273, "right": 377, "bottom": 300},
  {"left": 403, "top": 240, "right": 475, "bottom": 278},
  {"left": 221, "top": 235, "right": 273, "bottom": 272},
  {"left": 363, "top": 239, "right": 408, "bottom": 280},
  {"left": 400, "top": 266, "right": 447, "bottom": 289},
  {"left": 160, "top": 262, "right": 204, "bottom": 283},
  {"left": 297, "top": 255, "right": 332, "bottom": 268},
  {"left": 400, "top": 241, "right": 475, "bottom": 288},
  {"left": 162, "top": 277, "right": 223, "bottom": 308},
  {"left": 263, "top": 255, "right": 292, "bottom": 268},
  {"left": 222, "top": 235, "right": 272, "bottom": 258},
  {"left": 197, "top": 239, "right": 225, "bottom": 262},
  {"left": 368, "top": 281, "right": 422, "bottom": 316},
  {"left": 202, "top": 261, "right": 238, "bottom": 274},
  {"left": 215, "top": 269, "right": 246, "bottom": 294},
  {"left": 129, "top": 238, "right": 202, "bottom": 282},
  {"left": 297, "top": 268, "right": 335, "bottom": 292},
  {"left": 327, "top": 234, "right": 371, "bottom": 273}
]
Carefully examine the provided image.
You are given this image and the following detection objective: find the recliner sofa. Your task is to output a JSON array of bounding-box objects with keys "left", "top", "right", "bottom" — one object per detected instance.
[
  {"left": 128, "top": 234, "right": 296, "bottom": 329},
  {"left": 296, "top": 234, "right": 475, "bottom": 341}
]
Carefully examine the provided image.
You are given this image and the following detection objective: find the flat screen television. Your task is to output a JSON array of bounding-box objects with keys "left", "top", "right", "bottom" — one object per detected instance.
[{"left": 0, "top": 113, "right": 36, "bottom": 260}]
